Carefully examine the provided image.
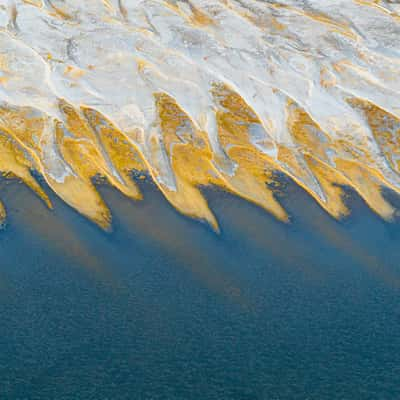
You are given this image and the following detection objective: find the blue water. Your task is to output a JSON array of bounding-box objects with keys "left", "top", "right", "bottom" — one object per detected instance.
[{"left": 0, "top": 176, "right": 399, "bottom": 399}]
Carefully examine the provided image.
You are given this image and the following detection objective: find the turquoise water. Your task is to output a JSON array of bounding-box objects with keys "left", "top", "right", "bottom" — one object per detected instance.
[{"left": 0, "top": 176, "right": 399, "bottom": 399}]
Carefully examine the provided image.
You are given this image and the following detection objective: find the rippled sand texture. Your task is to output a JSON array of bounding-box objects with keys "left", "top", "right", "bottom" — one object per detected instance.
[{"left": 1, "top": 0, "right": 400, "bottom": 229}]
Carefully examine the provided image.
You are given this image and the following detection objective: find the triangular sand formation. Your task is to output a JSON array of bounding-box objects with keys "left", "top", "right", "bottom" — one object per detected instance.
[{"left": 1, "top": 1, "right": 400, "bottom": 229}]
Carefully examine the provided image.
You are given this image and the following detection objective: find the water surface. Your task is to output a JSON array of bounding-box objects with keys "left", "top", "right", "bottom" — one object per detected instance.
[{"left": 0, "top": 177, "right": 399, "bottom": 399}]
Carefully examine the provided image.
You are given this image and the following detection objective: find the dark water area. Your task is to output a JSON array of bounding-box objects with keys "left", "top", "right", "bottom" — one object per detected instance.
[{"left": 0, "top": 176, "right": 399, "bottom": 399}]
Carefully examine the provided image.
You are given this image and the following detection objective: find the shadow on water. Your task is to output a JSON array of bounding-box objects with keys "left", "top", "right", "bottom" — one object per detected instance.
[{"left": 0, "top": 175, "right": 399, "bottom": 399}]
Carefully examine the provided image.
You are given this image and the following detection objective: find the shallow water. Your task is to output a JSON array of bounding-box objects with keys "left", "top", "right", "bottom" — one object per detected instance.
[{"left": 0, "top": 177, "right": 399, "bottom": 399}]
